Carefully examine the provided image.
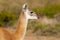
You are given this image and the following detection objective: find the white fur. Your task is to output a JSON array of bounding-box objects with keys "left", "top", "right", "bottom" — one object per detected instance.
[{"left": 23, "top": 3, "right": 37, "bottom": 20}]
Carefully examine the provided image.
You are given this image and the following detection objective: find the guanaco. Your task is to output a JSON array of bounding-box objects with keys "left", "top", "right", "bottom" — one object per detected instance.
[{"left": 0, "top": 3, "right": 37, "bottom": 40}]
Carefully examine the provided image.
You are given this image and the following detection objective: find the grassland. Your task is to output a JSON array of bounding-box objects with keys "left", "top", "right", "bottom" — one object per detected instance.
[{"left": 0, "top": 0, "right": 60, "bottom": 40}]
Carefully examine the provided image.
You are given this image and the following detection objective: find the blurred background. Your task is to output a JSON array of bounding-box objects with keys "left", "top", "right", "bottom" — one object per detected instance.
[{"left": 0, "top": 0, "right": 60, "bottom": 40}]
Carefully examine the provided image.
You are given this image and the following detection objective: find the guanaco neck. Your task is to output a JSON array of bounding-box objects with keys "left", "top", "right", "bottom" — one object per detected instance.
[{"left": 14, "top": 11, "right": 28, "bottom": 40}]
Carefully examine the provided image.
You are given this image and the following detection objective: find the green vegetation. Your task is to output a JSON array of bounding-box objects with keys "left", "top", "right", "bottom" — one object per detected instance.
[
  {"left": 28, "top": 20, "right": 60, "bottom": 36},
  {"left": 32, "top": 4, "right": 60, "bottom": 18},
  {"left": 0, "top": 10, "right": 17, "bottom": 27}
]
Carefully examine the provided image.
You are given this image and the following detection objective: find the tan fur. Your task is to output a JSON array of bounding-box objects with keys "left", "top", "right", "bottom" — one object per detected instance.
[
  {"left": 0, "top": 11, "right": 27, "bottom": 40},
  {"left": 0, "top": 28, "right": 12, "bottom": 40}
]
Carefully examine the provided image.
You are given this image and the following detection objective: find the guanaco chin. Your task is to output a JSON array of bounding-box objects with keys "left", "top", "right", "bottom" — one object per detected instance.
[{"left": 0, "top": 3, "right": 37, "bottom": 40}]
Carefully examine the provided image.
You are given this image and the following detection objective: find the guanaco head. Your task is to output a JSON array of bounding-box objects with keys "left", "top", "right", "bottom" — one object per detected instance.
[{"left": 22, "top": 3, "right": 37, "bottom": 20}]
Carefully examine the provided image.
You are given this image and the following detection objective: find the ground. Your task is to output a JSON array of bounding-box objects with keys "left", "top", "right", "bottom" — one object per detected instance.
[
  {"left": 24, "top": 30, "right": 60, "bottom": 40},
  {"left": 25, "top": 35, "right": 60, "bottom": 40}
]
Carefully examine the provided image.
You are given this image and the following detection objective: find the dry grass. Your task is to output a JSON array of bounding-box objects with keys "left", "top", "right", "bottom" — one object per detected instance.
[
  {"left": 25, "top": 35, "right": 60, "bottom": 40},
  {"left": 24, "top": 30, "right": 60, "bottom": 40}
]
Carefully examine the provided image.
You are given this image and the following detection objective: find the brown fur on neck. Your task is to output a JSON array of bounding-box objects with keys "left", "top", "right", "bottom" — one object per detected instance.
[
  {"left": 0, "top": 11, "right": 27, "bottom": 40},
  {"left": 13, "top": 11, "right": 27, "bottom": 40}
]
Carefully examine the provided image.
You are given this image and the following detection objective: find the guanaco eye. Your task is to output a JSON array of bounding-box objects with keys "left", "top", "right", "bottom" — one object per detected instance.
[{"left": 30, "top": 11, "right": 33, "bottom": 14}]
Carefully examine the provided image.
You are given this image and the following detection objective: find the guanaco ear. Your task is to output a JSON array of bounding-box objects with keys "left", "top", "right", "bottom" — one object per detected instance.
[{"left": 22, "top": 3, "right": 28, "bottom": 12}]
